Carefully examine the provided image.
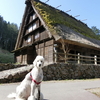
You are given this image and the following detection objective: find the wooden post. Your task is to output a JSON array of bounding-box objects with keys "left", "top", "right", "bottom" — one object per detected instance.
[
  {"left": 94, "top": 55, "right": 97, "bottom": 65},
  {"left": 60, "top": 39, "right": 70, "bottom": 63},
  {"left": 78, "top": 53, "right": 80, "bottom": 64},
  {"left": 54, "top": 44, "right": 57, "bottom": 63}
]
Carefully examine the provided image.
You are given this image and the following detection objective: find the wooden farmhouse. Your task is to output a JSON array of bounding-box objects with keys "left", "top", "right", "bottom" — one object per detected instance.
[{"left": 13, "top": 0, "right": 100, "bottom": 65}]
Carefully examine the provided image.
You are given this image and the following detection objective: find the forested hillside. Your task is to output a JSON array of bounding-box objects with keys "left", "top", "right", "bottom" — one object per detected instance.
[
  {"left": 0, "top": 15, "right": 18, "bottom": 51},
  {"left": 0, "top": 15, "right": 18, "bottom": 63},
  {"left": 0, "top": 48, "right": 14, "bottom": 63}
]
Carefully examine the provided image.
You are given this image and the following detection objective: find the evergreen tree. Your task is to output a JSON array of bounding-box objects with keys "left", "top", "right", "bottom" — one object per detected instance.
[{"left": 0, "top": 15, "right": 18, "bottom": 51}]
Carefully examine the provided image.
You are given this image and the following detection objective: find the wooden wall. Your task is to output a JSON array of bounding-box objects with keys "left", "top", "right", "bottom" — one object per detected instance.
[
  {"left": 15, "top": 39, "right": 54, "bottom": 64},
  {"left": 35, "top": 40, "right": 54, "bottom": 65}
]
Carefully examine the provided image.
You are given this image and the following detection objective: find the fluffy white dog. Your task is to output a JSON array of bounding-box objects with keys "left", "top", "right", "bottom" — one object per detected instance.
[{"left": 8, "top": 55, "right": 44, "bottom": 100}]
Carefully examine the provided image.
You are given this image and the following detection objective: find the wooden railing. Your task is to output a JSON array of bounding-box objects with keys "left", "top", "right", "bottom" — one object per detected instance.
[{"left": 53, "top": 52, "right": 100, "bottom": 65}]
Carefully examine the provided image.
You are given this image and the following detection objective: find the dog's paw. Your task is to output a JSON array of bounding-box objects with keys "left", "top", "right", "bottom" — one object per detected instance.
[
  {"left": 36, "top": 92, "right": 43, "bottom": 100},
  {"left": 28, "top": 96, "right": 36, "bottom": 100}
]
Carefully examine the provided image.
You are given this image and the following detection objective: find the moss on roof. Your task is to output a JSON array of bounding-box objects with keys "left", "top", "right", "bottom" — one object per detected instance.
[{"left": 32, "top": 0, "right": 99, "bottom": 40}]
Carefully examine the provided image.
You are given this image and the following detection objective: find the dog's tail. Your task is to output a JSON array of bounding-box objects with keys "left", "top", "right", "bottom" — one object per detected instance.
[{"left": 7, "top": 93, "right": 16, "bottom": 99}]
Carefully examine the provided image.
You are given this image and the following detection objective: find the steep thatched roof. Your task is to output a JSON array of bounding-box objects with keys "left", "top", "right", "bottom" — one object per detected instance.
[{"left": 30, "top": 0, "right": 100, "bottom": 49}]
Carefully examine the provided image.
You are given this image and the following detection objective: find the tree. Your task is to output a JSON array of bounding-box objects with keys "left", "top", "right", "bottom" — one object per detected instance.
[
  {"left": 0, "top": 15, "right": 18, "bottom": 51},
  {"left": 91, "top": 26, "right": 100, "bottom": 35}
]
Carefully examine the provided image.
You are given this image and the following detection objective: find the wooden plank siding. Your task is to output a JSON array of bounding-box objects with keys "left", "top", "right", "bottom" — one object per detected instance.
[
  {"left": 16, "top": 55, "right": 22, "bottom": 64},
  {"left": 22, "top": 54, "right": 27, "bottom": 64},
  {"left": 44, "top": 46, "right": 48, "bottom": 65},
  {"left": 40, "top": 31, "right": 49, "bottom": 41},
  {"left": 38, "top": 48, "right": 44, "bottom": 57},
  {"left": 15, "top": 51, "right": 22, "bottom": 64},
  {"left": 39, "top": 43, "right": 44, "bottom": 48},
  {"left": 45, "top": 40, "right": 54, "bottom": 46},
  {"left": 45, "top": 45, "right": 54, "bottom": 64},
  {"left": 21, "top": 50, "right": 27, "bottom": 64},
  {"left": 34, "top": 40, "right": 54, "bottom": 65}
]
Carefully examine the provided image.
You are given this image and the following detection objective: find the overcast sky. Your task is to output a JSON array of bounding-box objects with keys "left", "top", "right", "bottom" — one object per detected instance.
[{"left": 0, "top": 0, "right": 100, "bottom": 29}]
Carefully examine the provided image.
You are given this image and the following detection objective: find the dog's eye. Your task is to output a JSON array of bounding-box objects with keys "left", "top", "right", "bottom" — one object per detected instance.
[{"left": 41, "top": 61, "right": 43, "bottom": 62}]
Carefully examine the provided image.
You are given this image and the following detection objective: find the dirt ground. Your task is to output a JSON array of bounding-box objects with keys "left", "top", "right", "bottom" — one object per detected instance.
[{"left": 87, "top": 88, "right": 100, "bottom": 98}]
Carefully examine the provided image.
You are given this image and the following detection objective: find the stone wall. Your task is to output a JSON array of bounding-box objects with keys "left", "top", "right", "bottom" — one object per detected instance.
[
  {"left": 0, "top": 63, "right": 100, "bottom": 83},
  {"left": 43, "top": 63, "right": 100, "bottom": 80}
]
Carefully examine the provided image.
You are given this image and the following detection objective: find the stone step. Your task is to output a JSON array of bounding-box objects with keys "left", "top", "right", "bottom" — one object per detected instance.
[
  {"left": 0, "top": 65, "right": 33, "bottom": 83},
  {"left": 0, "top": 63, "right": 26, "bottom": 71}
]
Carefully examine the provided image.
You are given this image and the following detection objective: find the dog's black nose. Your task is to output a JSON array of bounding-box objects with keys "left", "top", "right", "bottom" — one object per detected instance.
[{"left": 39, "top": 64, "right": 41, "bottom": 67}]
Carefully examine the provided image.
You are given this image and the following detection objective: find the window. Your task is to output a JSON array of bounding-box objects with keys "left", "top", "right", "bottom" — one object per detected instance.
[
  {"left": 27, "top": 37, "right": 31, "bottom": 43},
  {"left": 29, "top": 14, "right": 36, "bottom": 23},
  {"left": 32, "top": 23, "right": 37, "bottom": 30},
  {"left": 28, "top": 23, "right": 37, "bottom": 33},
  {"left": 35, "top": 33, "right": 39, "bottom": 39},
  {"left": 35, "top": 32, "right": 39, "bottom": 40},
  {"left": 28, "top": 25, "right": 33, "bottom": 32},
  {"left": 33, "top": 14, "right": 36, "bottom": 20},
  {"left": 25, "top": 36, "right": 32, "bottom": 44}
]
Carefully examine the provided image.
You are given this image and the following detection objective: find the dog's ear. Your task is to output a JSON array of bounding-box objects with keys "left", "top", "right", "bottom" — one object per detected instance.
[
  {"left": 42, "top": 58, "right": 44, "bottom": 66},
  {"left": 33, "top": 59, "right": 36, "bottom": 67}
]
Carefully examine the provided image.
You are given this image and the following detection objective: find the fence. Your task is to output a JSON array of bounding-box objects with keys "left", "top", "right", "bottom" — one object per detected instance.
[{"left": 54, "top": 52, "right": 100, "bottom": 65}]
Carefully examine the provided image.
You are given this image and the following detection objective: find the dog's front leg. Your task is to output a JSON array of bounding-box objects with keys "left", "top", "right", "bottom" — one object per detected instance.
[
  {"left": 36, "top": 85, "right": 43, "bottom": 100},
  {"left": 28, "top": 82, "right": 36, "bottom": 100},
  {"left": 37, "top": 85, "right": 40, "bottom": 100}
]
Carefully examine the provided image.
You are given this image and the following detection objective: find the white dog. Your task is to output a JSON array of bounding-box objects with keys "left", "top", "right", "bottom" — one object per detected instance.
[{"left": 8, "top": 56, "right": 44, "bottom": 100}]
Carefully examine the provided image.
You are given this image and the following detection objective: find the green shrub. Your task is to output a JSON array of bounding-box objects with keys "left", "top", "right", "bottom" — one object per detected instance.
[{"left": 0, "top": 48, "right": 14, "bottom": 63}]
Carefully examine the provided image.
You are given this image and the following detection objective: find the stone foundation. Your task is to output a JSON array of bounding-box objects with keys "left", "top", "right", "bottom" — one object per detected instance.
[
  {"left": 0, "top": 63, "right": 100, "bottom": 83},
  {"left": 43, "top": 63, "right": 100, "bottom": 80}
]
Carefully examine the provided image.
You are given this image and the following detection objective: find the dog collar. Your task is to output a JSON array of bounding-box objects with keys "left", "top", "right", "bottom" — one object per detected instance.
[{"left": 30, "top": 73, "right": 42, "bottom": 85}]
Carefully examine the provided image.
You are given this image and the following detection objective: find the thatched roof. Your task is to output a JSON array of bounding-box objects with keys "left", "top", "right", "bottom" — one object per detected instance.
[
  {"left": 56, "top": 24, "right": 100, "bottom": 48},
  {"left": 30, "top": 0, "right": 100, "bottom": 49}
]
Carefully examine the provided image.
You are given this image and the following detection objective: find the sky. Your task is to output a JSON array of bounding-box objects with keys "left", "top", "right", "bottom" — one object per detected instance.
[{"left": 0, "top": 0, "right": 100, "bottom": 29}]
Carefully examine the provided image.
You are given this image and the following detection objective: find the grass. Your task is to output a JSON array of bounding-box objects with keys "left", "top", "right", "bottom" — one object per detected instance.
[
  {"left": 0, "top": 48, "right": 14, "bottom": 63},
  {"left": 87, "top": 88, "right": 100, "bottom": 98}
]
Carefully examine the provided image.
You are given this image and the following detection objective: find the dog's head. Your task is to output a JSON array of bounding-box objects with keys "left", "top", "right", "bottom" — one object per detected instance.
[{"left": 33, "top": 56, "right": 44, "bottom": 68}]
